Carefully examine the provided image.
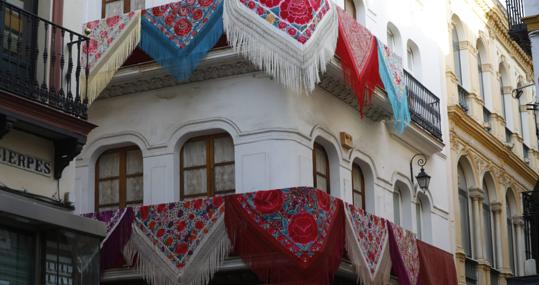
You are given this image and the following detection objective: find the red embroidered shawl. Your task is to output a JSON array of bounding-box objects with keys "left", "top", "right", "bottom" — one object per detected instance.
[{"left": 225, "top": 187, "right": 344, "bottom": 285}]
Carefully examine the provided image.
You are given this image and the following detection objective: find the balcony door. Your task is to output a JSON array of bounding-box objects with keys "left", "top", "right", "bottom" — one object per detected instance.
[{"left": 0, "top": 0, "right": 38, "bottom": 92}]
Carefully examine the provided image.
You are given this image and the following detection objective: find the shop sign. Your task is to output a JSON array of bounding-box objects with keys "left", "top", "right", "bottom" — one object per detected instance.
[{"left": 0, "top": 146, "right": 52, "bottom": 177}]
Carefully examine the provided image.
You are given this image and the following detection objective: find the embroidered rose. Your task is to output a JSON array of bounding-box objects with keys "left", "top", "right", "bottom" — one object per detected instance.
[
  {"left": 86, "top": 20, "right": 98, "bottom": 30},
  {"left": 288, "top": 213, "right": 318, "bottom": 244},
  {"left": 254, "top": 190, "right": 284, "bottom": 213},
  {"left": 198, "top": 0, "right": 214, "bottom": 7},
  {"left": 106, "top": 16, "right": 120, "bottom": 27},
  {"left": 175, "top": 243, "right": 188, "bottom": 255},
  {"left": 260, "top": 0, "right": 282, "bottom": 8},
  {"left": 140, "top": 206, "right": 149, "bottom": 220},
  {"left": 193, "top": 199, "right": 203, "bottom": 210},
  {"left": 315, "top": 190, "right": 330, "bottom": 211},
  {"left": 157, "top": 204, "right": 167, "bottom": 213},
  {"left": 165, "top": 14, "right": 175, "bottom": 25},
  {"left": 152, "top": 7, "right": 164, "bottom": 16},
  {"left": 280, "top": 0, "right": 313, "bottom": 26},
  {"left": 195, "top": 220, "right": 205, "bottom": 230},
  {"left": 193, "top": 9, "right": 203, "bottom": 20},
  {"left": 156, "top": 228, "right": 165, "bottom": 237},
  {"left": 308, "top": 0, "right": 321, "bottom": 10},
  {"left": 213, "top": 196, "right": 223, "bottom": 207},
  {"left": 174, "top": 18, "right": 192, "bottom": 36},
  {"left": 177, "top": 220, "right": 186, "bottom": 231}
]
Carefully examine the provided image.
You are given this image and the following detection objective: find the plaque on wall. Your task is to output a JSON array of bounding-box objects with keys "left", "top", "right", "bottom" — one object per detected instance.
[{"left": 0, "top": 146, "right": 52, "bottom": 177}]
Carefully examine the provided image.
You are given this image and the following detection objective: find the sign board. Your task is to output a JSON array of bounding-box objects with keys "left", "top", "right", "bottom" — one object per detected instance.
[{"left": 0, "top": 146, "right": 52, "bottom": 177}]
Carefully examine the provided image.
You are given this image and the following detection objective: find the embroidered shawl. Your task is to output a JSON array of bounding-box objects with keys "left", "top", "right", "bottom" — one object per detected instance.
[
  {"left": 388, "top": 222, "right": 420, "bottom": 285},
  {"left": 225, "top": 187, "right": 344, "bottom": 285},
  {"left": 335, "top": 7, "right": 382, "bottom": 116},
  {"left": 82, "top": 11, "right": 141, "bottom": 103},
  {"left": 417, "top": 240, "right": 458, "bottom": 285},
  {"left": 125, "top": 197, "right": 230, "bottom": 285},
  {"left": 223, "top": 0, "right": 338, "bottom": 93},
  {"left": 377, "top": 39, "right": 411, "bottom": 132},
  {"left": 82, "top": 208, "right": 134, "bottom": 269},
  {"left": 344, "top": 203, "right": 391, "bottom": 285},
  {"left": 140, "top": 0, "right": 224, "bottom": 80}
]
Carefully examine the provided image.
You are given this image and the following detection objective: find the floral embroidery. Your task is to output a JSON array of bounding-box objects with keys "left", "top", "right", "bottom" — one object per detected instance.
[
  {"left": 82, "top": 12, "right": 136, "bottom": 69},
  {"left": 133, "top": 196, "right": 224, "bottom": 269},
  {"left": 380, "top": 44, "right": 406, "bottom": 100},
  {"left": 231, "top": 187, "right": 339, "bottom": 263},
  {"left": 239, "top": 0, "right": 331, "bottom": 44},
  {"left": 347, "top": 204, "right": 388, "bottom": 276},
  {"left": 142, "top": 0, "right": 220, "bottom": 50},
  {"left": 390, "top": 224, "right": 420, "bottom": 285}
]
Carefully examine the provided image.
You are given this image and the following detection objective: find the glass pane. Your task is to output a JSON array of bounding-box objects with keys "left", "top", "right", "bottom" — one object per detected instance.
[
  {"left": 183, "top": 140, "right": 207, "bottom": 167},
  {"left": 316, "top": 175, "right": 327, "bottom": 193},
  {"left": 459, "top": 194, "right": 471, "bottom": 256},
  {"left": 352, "top": 165, "right": 363, "bottom": 192},
  {"left": 508, "top": 221, "right": 515, "bottom": 273},
  {"left": 393, "top": 191, "right": 401, "bottom": 225},
  {"left": 214, "top": 136, "right": 234, "bottom": 163},
  {"left": 0, "top": 227, "right": 34, "bottom": 285},
  {"left": 483, "top": 208, "right": 493, "bottom": 265},
  {"left": 183, "top": 169, "right": 207, "bottom": 196},
  {"left": 130, "top": 0, "right": 145, "bottom": 10},
  {"left": 215, "top": 164, "right": 235, "bottom": 193},
  {"left": 353, "top": 192, "right": 363, "bottom": 209},
  {"left": 98, "top": 152, "right": 119, "bottom": 178},
  {"left": 416, "top": 202, "right": 422, "bottom": 239},
  {"left": 99, "top": 179, "right": 119, "bottom": 207},
  {"left": 126, "top": 176, "right": 143, "bottom": 204},
  {"left": 315, "top": 147, "right": 328, "bottom": 175},
  {"left": 126, "top": 149, "right": 143, "bottom": 175},
  {"left": 105, "top": 1, "right": 124, "bottom": 17}
]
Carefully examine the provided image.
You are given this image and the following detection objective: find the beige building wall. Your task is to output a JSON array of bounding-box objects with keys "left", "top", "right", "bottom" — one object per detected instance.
[{"left": 447, "top": 0, "right": 537, "bottom": 284}]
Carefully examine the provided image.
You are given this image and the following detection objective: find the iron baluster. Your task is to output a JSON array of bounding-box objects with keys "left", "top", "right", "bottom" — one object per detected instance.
[
  {"left": 59, "top": 29, "right": 65, "bottom": 109},
  {"left": 41, "top": 21, "right": 49, "bottom": 103}
]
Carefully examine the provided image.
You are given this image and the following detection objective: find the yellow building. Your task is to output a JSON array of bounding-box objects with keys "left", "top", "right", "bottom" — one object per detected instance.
[{"left": 447, "top": 0, "right": 538, "bottom": 284}]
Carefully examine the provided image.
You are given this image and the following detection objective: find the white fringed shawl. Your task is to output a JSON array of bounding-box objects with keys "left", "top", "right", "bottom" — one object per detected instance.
[{"left": 223, "top": 0, "right": 338, "bottom": 94}]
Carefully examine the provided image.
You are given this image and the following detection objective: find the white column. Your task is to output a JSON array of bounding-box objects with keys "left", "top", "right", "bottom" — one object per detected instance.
[
  {"left": 491, "top": 202, "right": 503, "bottom": 269},
  {"left": 513, "top": 216, "right": 526, "bottom": 276},
  {"left": 470, "top": 188, "right": 484, "bottom": 260}
]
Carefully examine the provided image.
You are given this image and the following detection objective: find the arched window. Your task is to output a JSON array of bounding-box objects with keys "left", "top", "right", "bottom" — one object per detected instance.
[
  {"left": 180, "top": 133, "right": 235, "bottom": 199},
  {"left": 387, "top": 23, "right": 402, "bottom": 56},
  {"left": 452, "top": 27, "right": 462, "bottom": 84},
  {"left": 344, "top": 0, "right": 356, "bottom": 19},
  {"left": 506, "top": 190, "right": 516, "bottom": 274},
  {"left": 313, "top": 143, "right": 330, "bottom": 194},
  {"left": 393, "top": 186, "right": 402, "bottom": 225},
  {"left": 352, "top": 163, "right": 365, "bottom": 209},
  {"left": 95, "top": 146, "right": 143, "bottom": 211},
  {"left": 102, "top": 0, "right": 145, "bottom": 18},
  {"left": 458, "top": 164, "right": 472, "bottom": 256},
  {"left": 477, "top": 45, "right": 486, "bottom": 101},
  {"left": 406, "top": 40, "right": 421, "bottom": 79},
  {"left": 416, "top": 199, "right": 423, "bottom": 239},
  {"left": 483, "top": 178, "right": 495, "bottom": 266}
]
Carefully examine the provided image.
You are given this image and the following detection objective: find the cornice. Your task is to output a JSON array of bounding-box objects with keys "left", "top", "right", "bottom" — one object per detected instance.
[{"left": 448, "top": 106, "right": 538, "bottom": 184}]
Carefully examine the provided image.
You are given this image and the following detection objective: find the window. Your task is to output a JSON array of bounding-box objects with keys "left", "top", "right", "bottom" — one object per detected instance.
[
  {"left": 500, "top": 76, "right": 507, "bottom": 120},
  {"left": 95, "top": 147, "right": 143, "bottom": 211},
  {"left": 416, "top": 199, "right": 423, "bottom": 239},
  {"left": 506, "top": 192, "right": 516, "bottom": 274},
  {"left": 102, "top": 0, "right": 145, "bottom": 18},
  {"left": 313, "top": 143, "right": 330, "bottom": 194},
  {"left": 407, "top": 46, "right": 415, "bottom": 74},
  {"left": 478, "top": 52, "right": 485, "bottom": 101},
  {"left": 483, "top": 181, "right": 495, "bottom": 266},
  {"left": 452, "top": 27, "right": 462, "bottom": 84},
  {"left": 180, "top": 133, "right": 235, "bottom": 199},
  {"left": 0, "top": 226, "right": 35, "bottom": 285},
  {"left": 352, "top": 163, "right": 365, "bottom": 209},
  {"left": 393, "top": 187, "right": 402, "bottom": 225},
  {"left": 344, "top": 0, "right": 357, "bottom": 19},
  {"left": 458, "top": 165, "right": 472, "bottom": 256}
]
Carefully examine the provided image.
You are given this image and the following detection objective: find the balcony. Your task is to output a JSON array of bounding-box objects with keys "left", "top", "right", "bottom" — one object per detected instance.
[
  {"left": 458, "top": 84, "right": 469, "bottom": 112},
  {"left": 505, "top": 0, "right": 531, "bottom": 55},
  {"left": 0, "top": 1, "right": 89, "bottom": 119},
  {"left": 404, "top": 70, "right": 442, "bottom": 141}
]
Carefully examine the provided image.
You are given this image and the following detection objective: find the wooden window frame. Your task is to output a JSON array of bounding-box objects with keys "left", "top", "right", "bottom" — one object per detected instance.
[
  {"left": 352, "top": 163, "right": 365, "bottom": 209},
  {"left": 180, "top": 133, "right": 235, "bottom": 200},
  {"left": 95, "top": 146, "right": 143, "bottom": 211},
  {"left": 312, "top": 143, "right": 330, "bottom": 194},
  {"left": 102, "top": 0, "right": 131, "bottom": 18}
]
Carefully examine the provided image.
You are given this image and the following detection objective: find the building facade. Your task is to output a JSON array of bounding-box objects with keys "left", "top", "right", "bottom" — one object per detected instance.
[
  {"left": 0, "top": 0, "right": 106, "bottom": 284},
  {"left": 447, "top": 0, "right": 539, "bottom": 284}
]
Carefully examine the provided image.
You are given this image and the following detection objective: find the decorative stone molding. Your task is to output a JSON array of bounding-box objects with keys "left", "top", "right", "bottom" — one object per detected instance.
[
  {"left": 469, "top": 187, "right": 485, "bottom": 200},
  {"left": 491, "top": 202, "right": 503, "bottom": 212},
  {"left": 512, "top": 216, "right": 525, "bottom": 227}
]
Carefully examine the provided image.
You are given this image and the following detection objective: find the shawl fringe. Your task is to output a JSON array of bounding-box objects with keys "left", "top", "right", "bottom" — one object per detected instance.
[
  {"left": 101, "top": 208, "right": 134, "bottom": 269},
  {"left": 83, "top": 11, "right": 141, "bottom": 104},
  {"left": 124, "top": 214, "right": 230, "bottom": 285},
  {"left": 223, "top": 0, "right": 338, "bottom": 94},
  {"left": 140, "top": 2, "right": 224, "bottom": 81},
  {"left": 344, "top": 206, "right": 391, "bottom": 285}
]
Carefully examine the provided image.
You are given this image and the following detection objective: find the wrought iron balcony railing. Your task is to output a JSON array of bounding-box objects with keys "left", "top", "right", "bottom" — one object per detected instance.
[
  {"left": 0, "top": 1, "right": 89, "bottom": 119},
  {"left": 505, "top": 0, "right": 531, "bottom": 55},
  {"left": 403, "top": 70, "right": 443, "bottom": 141},
  {"left": 458, "top": 84, "right": 469, "bottom": 113}
]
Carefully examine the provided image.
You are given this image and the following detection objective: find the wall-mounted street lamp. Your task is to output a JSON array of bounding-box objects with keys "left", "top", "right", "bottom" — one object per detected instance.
[{"left": 410, "top": 153, "right": 430, "bottom": 191}]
